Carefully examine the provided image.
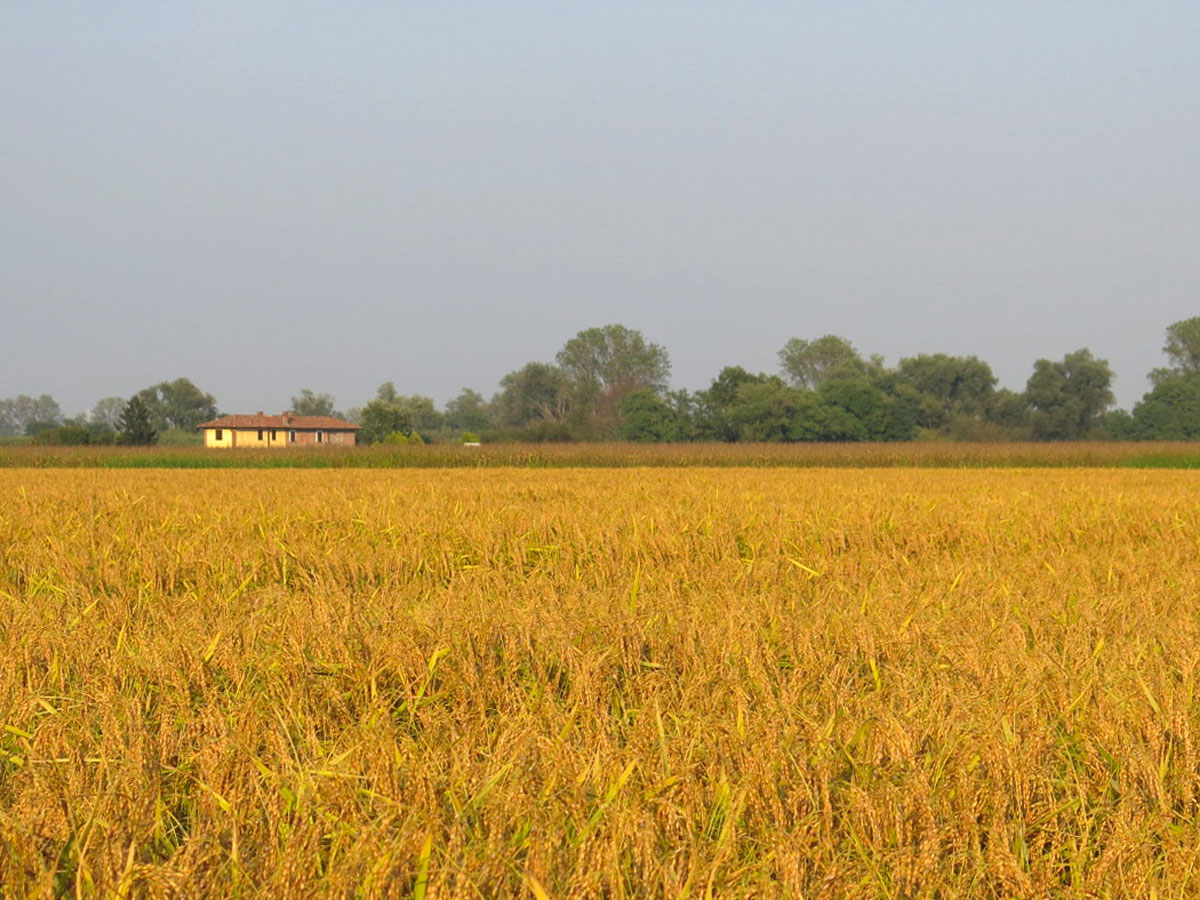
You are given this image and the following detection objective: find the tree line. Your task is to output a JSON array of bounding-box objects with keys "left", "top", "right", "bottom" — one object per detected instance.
[
  {"left": 6, "top": 318, "right": 1200, "bottom": 445},
  {"left": 0, "top": 378, "right": 217, "bottom": 445}
]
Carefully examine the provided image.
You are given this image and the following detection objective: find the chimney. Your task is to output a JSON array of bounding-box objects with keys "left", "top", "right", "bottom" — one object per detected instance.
[{"left": 257, "top": 410, "right": 264, "bottom": 416}]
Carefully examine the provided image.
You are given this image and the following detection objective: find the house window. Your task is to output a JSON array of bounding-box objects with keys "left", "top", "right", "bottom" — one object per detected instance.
[
  {"left": 215, "top": 429, "right": 223, "bottom": 440},
  {"left": 290, "top": 430, "right": 296, "bottom": 442},
  {"left": 257, "top": 429, "right": 264, "bottom": 440},
  {"left": 271, "top": 429, "right": 277, "bottom": 440},
  {"left": 317, "top": 431, "right": 323, "bottom": 443}
]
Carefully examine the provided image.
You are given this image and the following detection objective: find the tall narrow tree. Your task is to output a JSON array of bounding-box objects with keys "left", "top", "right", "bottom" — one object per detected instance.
[{"left": 118, "top": 395, "right": 158, "bottom": 446}]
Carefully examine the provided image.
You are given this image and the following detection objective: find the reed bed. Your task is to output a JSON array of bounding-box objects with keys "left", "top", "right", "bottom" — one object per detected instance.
[{"left": 2, "top": 468, "right": 1200, "bottom": 897}]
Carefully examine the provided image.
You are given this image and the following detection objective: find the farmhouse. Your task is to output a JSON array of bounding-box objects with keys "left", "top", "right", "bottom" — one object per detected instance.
[{"left": 198, "top": 412, "right": 360, "bottom": 448}]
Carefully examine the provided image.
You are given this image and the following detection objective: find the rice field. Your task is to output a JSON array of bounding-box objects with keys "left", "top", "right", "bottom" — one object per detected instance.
[{"left": 3, "top": 467, "right": 1200, "bottom": 898}]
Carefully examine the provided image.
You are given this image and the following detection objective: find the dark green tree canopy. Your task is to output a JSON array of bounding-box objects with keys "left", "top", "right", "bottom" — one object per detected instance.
[
  {"left": 778, "top": 335, "right": 865, "bottom": 390},
  {"left": 493, "top": 362, "right": 570, "bottom": 427},
  {"left": 702, "top": 367, "right": 777, "bottom": 411},
  {"left": 619, "top": 390, "right": 685, "bottom": 442},
  {"left": 818, "top": 377, "right": 917, "bottom": 441},
  {"left": 1159, "top": 317, "right": 1200, "bottom": 380},
  {"left": 555, "top": 324, "right": 670, "bottom": 438},
  {"left": 137, "top": 378, "right": 217, "bottom": 432},
  {"left": 556, "top": 324, "right": 671, "bottom": 405},
  {"left": 118, "top": 395, "right": 158, "bottom": 446},
  {"left": 444, "top": 388, "right": 491, "bottom": 433},
  {"left": 987, "top": 388, "right": 1031, "bottom": 432},
  {"left": 1130, "top": 321, "right": 1200, "bottom": 438},
  {"left": 725, "top": 381, "right": 808, "bottom": 442},
  {"left": 369, "top": 383, "right": 442, "bottom": 434},
  {"left": 290, "top": 389, "right": 336, "bottom": 417},
  {"left": 1124, "top": 372, "right": 1200, "bottom": 439},
  {"left": 1026, "top": 349, "right": 1114, "bottom": 440},
  {"left": 695, "top": 368, "right": 780, "bottom": 441},
  {"left": 786, "top": 392, "right": 862, "bottom": 442},
  {"left": 895, "top": 354, "right": 997, "bottom": 429},
  {"left": 720, "top": 380, "right": 869, "bottom": 442},
  {"left": 403, "top": 397, "right": 442, "bottom": 434},
  {"left": 358, "top": 397, "right": 413, "bottom": 444}
]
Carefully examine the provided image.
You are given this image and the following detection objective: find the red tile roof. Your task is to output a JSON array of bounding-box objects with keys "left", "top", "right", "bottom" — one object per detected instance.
[{"left": 197, "top": 414, "right": 360, "bottom": 431}]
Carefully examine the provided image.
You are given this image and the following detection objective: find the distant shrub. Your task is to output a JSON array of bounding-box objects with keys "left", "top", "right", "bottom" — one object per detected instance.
[
  {"left": 519, "top": 421, "right": 575, "bottom": 443},
  {"left": 33, "top": 425, "right": 92, "bottom": 446},
  {"left": 24, "top": 420, "right": 63, "bottom": 438},
  {"left": 461, "top": 432, "right": 481, "bottom": 444},
  {"left": 157, "top": 428, "right": 202, "bottom": 446}
]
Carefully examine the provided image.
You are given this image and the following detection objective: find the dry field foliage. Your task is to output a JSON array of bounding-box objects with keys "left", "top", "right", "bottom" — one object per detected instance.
[
  {"left": 2, "top": 468, "right": 1200, "bottom": 898},
  {"left": 3, "top": 440, "right": 1200, "bottom": 470}
]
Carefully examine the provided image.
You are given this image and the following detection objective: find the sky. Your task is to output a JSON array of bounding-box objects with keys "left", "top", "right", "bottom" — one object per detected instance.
[{"left": 3, "top": 2, "right": 1198, "bottom": 416}]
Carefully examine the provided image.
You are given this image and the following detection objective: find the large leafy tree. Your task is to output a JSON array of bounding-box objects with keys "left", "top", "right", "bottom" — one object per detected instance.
[
  {"left": 695, "top": 367, "right": 779, "bottom": 441},
  {"left": 778, "top": 335, "right": 864, "bottom": 390},
  {"left": 290, "top": 389, "right": 336, "bottom": 417},
  {"left": 444, "top": 388, "right": 491, "bottom": 433},
  {"left": 137, "top": 378, "right": 217, "bottom": 432},
  {"left": 359, "top": 383, "right": 441, "bottom": 439},
  {"left": 895, "top": 354, "right": 997, "bottom": 430},
  {"left": 556, "top": 325, "right": 671, "bottom": 428},
  {"left": 1153, "top": 317, "right": 1200, "bottom": 384},
  {"left": 0, "top": 394, "right": 63, "bottom": 437},
  {"left": 619, "top": 390, "right": 685, "bottom": 442},
  {"left": 702, "top": 366, "right": 772, "bottom": 411},
  {"left": 493, "top": 363, "right": 570, "bottom": 427},
  {"left": 358, "top": 399, "right": 412, "bottom": 444},
  {"left": 1123, "top": 318, "right": 1200, "bottom": 439},
  {"left": 787, "top": 392, "right": 862, "bottom": 442},
  {"left": 1124, "top": 373, "right": 1200, "bottom": 439},
  {"left": 88, "top": 396, "right": 127, "bottom": 431},
  {"left": 986, "top": 388, "right": 1031, "bottom": 434},
  {"left": 370, "top": 383, "right": 442, "bottom": 434},
  {"left": 556, "top": 324, "right": 672, "bottom": 441},
  {"left": 818, "top": 377, "right": 918, "bottom": 441},
  {"left": 1025, "top": 349, "right": 1114, "bottom": 440},
  {"left": 725, "top": 381, "right": 808, "bottom": 442},
  {"left": 721, "top": 381, "right": 864, "bottom": 442}
]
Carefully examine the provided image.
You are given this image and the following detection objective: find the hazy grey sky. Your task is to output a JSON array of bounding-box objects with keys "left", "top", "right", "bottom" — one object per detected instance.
[{"left": 3, "top": 2, "right": 1198, "bottom": 415}]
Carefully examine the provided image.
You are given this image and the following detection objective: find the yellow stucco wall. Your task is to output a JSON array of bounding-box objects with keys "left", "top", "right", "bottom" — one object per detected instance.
[
  {"left": 203, "top": 427, "right": 287, "bottom": 448},
  {"left": 231, "top": 427, "right": 289, "bottom": 448},
  {"left": 204, "top": 428, "right": 233, "bottom": 448},
  {"left": 203, "top": 427, "right": 356, "bottom": 448}
]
